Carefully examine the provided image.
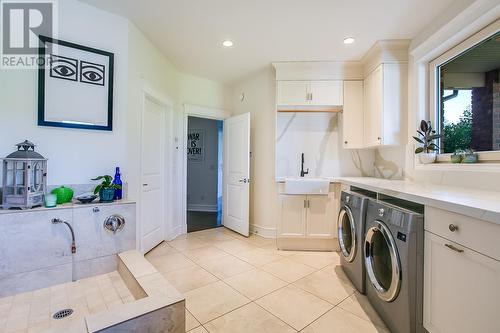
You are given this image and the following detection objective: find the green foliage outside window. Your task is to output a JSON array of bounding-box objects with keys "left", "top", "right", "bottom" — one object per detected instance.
[{"left": 442, "top": 108, "right": 472, "bottom": 153}]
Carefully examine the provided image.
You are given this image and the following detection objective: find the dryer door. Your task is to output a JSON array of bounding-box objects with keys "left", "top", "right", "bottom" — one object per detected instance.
[
  {"left": 364, "top": 220, "right": 402, "bottom": 302},
  {"left": 337, "top": 206, "right": 357, "bottom": 262}
]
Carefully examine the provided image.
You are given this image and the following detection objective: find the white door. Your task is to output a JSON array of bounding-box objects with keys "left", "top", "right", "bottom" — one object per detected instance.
[
  {"left": 309, "top": 81, "right": 343, "bottom": 105},
  {"left": 277, "top": 81, "right": 309, "bottom": 106},
  {"left": 306, "top": 194, "right": 336, "bottom": 239},
  {"left": 278, "top": 195, "right": 307, "bottom": 238},
  {"left": 223, "top": 113, "right": 250, "bottom": 236},
  {"left": 140, "top": 95, "right": 166, "bottom": 253}
]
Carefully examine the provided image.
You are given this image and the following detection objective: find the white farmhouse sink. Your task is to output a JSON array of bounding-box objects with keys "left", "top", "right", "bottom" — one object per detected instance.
[{"left": 284, "top": 178, "right": 330, "bottom": 195}]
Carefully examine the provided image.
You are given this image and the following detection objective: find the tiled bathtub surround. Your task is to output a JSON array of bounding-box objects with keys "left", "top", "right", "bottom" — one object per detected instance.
[
  {"left": 0, "top": 271, "right": 134, "bottom": 333},
  {"left": 0, "top": 251, "right": 185, "bottom": 333},
  {"left": 0, "top": 201, "right": 136, "bottom": 297}
]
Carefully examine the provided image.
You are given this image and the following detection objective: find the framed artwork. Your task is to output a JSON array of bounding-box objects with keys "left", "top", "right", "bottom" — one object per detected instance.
[
  {"left": 38, "top": 35, "right": 114, "bottom": 131},
  {"left": 187, "top": 129, "right": 205, "bottom": 162}
]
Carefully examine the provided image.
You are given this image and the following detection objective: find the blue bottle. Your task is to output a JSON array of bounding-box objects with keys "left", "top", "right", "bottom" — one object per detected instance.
[{"left": 113, "top": 167, "right": 123, "bottom": 200}]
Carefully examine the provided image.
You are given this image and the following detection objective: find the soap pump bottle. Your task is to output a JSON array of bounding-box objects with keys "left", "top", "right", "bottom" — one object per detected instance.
[{"left": 113, "top": 167, "right": 123, "bottom": 200}]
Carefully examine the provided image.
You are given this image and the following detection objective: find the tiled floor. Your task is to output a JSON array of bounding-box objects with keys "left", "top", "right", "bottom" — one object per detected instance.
[
  {"left": 146, "top": 227, "right": 389, "bottom": 332},
  {"left": 0, "top": 271, "right": 134, "bottom": 333}
]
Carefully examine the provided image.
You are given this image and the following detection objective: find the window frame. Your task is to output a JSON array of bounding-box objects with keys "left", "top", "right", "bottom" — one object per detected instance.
[{"left": 428, "top": 20, "right": 500, "bottom": 163}]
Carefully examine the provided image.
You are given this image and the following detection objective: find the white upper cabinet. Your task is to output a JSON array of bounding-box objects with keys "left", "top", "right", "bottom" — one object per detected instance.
[
  {"left": 363, "top": 63, "right": 407, "bottom": 147},
  {"left": 342, "top": 81, "right": 364, "bottom": 149},
  {"left": 277, "top": 81, "right": 310, "bottom": 106},
  {"left": 277, "top": 80, "right": 343, "bottom": 108},
  {"left": 309, "top": 81, "right": 343, "bottom": 106}
]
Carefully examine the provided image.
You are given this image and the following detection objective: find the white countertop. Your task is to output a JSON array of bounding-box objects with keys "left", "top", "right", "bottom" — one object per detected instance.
[
  {"left": 0, "top": 198, "right": 136, "bottom": 215},
  {"left": 336, "top": 177, "right": 500, "bottom": 225}
]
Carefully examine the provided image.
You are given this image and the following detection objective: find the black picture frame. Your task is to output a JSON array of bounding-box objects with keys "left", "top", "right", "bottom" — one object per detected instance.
[{"left": 38, "top": 35, "right": 114, "bottom": 131}]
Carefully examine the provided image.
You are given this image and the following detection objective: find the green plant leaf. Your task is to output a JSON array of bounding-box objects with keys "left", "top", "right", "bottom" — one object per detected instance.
[
  {"left": 420, "top": 120, "right": 429, "bottom": 132},
  {"left": 428, "top": 134, "right": 443, "bottom": 140},
  {"left": 91, "top": 176, "right": 105, "bottom": 181},
  {"left": 412, "top": 136, "right": 424, "bottom": 144},
  {"left": 94, "top": 184, "right": 102, "bottom": 194},
  {"left": 415, "top": 147, "right": 424, "bottom": 154}
]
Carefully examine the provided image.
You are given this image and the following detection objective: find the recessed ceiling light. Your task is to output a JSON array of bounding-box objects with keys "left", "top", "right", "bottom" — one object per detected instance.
[
  {"left": 343, "top": 37, "right": 355, "bottom": 45},
  {"left": 222, "top": 40, "right": 234, "bottom": 47}
]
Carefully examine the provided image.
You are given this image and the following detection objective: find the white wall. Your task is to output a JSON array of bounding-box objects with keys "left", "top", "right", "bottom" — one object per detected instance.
[
  {"left": 187, "top": 117, "right": 220, "bottom": 211},
  {"left": 0, "top": 0, "right": 231, "bottom": 241},
  {"left": 180, "top": 73, "right": 231, "bottom": 110},
  {"left": 379, "top": 0, "right": 500, "bottom": 190},
  {"left": 0, "top": 0, "right": 129, "bottom": 186},
  {"left": 231, "top": 67, "right": 374, "bottom": 236}
]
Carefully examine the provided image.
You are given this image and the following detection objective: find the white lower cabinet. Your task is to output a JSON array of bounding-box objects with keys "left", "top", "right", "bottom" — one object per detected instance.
[
  {"left": 278, "top": 193, "right": 337, "bottom": 250},
  {"left": 424, "top": 231, "right": 500, "bottom": 333},
  {"left": 306, "top": 195, "right": 336, "bottom": 239},
  {"left": 279, "top": 195, "right": 307, "bottom": 238}
]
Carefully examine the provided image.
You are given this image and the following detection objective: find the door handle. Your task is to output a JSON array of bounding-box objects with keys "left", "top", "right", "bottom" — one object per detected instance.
[
  {"left": 445, "top": 243, "right": 464, "bottom": 253},
  {"left": 142, "top": 183, "right": 148, "bottom": 186},
  {"left": 238, "top": 178, "right": 248, "bottom": 183}
]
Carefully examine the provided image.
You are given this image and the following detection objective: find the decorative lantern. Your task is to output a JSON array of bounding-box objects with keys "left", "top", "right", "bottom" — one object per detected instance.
[{"left": 2, "top": 140, "right": 47, "bottom": 209}]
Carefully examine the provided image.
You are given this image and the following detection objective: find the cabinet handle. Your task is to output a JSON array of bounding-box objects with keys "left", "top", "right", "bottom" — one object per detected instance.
[
  {"left": 344, "top": 141, "right": 348, "bottom": 144},
  {"left": 445, "top": 243, "right": 464, "bottom": 253},
  {"left": 448, "top": 224, "right": 459, "bottom": 232},
  {"left": 377, "top": 137, "right": 382, "bottom": 141},
  {"left": 307, "top": 200, "right": 310, "bottom": 208}
]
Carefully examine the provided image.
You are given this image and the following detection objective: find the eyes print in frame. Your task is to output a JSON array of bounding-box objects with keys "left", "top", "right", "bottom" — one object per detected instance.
[{"left": 38, "top": 35, "right": 114, "bottom": 131}]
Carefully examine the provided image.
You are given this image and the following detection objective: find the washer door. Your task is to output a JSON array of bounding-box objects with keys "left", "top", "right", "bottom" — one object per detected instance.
[
  {"left": 337, "top": 206, "right": 357, "bottom": 262},
  {"left": 364, "top": 220, "right": 401, "bottom": 302}
]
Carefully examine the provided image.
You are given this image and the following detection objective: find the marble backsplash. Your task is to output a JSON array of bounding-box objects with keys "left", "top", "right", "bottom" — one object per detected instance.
[{"left": 276, "top": 112, "right": 374, "bottom": 179}]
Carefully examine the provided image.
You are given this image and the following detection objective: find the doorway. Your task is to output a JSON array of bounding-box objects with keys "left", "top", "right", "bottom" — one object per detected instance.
[{"left": 186, "top": 116, "right": 223, "bottom": 232}]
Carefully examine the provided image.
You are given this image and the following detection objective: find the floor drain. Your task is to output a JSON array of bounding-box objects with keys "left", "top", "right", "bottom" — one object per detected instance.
[{"left": 53, "top": 308, "right": 74, "bottom": 319}]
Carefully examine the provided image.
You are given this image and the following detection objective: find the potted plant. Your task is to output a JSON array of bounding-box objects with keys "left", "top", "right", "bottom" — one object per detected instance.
[
  {"left": 451, "top": 149, "right": 464, "bottom": 163},
  {"left": 92, "top": 175, "right": 121, "bottom": 202},
  {"left": 462, "top": 148, "right": 478, "bottom": 163},
  {"left": 413, "top": 120, "right": 442, "bottom": 164}
]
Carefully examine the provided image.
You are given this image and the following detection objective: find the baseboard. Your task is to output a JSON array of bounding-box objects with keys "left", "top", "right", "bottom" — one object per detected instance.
[
  {"left": 277, "top": 237, "right": 339, "bottom": 251},
  {"left": 165, "top": 224, "right": 183, "bottom": 241},
  {"left": 250, "top": 224, "right": 276, "bottom": 239},
  {"left": 187, "top": 204, "right": 218, "bottom": 212}
]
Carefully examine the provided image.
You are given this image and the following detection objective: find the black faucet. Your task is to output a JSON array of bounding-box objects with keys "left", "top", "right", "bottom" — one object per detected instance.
[{"left": 300, "top": 153, "right": 309, "bottom": 177}]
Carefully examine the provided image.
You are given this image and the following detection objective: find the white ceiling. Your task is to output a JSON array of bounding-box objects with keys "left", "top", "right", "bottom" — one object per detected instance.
[{"left": 80, "top": 0, "right": 456, "bottom": 84}]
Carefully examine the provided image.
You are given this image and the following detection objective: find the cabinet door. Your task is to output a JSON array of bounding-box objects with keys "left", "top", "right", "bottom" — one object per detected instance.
[
  {"left": 424, "top": 232, "right": 500, "bottom": 333},
  {"left": 309, "top": 81, "right": 343, "bottom": 106},
  {"left": 364, "top": 66, "right": 383, "bottom": 147},
  {"left": 278, "top": 195, "right": 307, "bottom": 237},
  {"left": 382, "top": 63, "right": 407, "bottom": 145},
  {"left": 306, "top": 194, "right": 335, "bottom": 239},
  {"left": 277, "top": 81, "right": 309, "bottom": 106},
  {"left": 342, "top": 81, "right": 364, "bottom": 149}
]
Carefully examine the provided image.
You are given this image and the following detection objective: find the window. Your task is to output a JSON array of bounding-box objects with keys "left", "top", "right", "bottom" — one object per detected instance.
[{"left": 435, "top": 30, "right": 500, "bottom": 154}]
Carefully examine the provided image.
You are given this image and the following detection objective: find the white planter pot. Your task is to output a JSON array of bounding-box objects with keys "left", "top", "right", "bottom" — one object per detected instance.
[{"left": 419, "top": 152, "right": 437, "bottom": 164}]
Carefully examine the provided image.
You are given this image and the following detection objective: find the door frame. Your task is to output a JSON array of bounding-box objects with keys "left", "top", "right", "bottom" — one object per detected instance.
[
  {"left": 139, "top": 83, "right": 174, "bottom": 253},
  {"left": 182, "top": 104, "right": 231, "bottom": 234}
]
